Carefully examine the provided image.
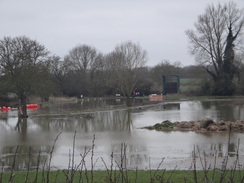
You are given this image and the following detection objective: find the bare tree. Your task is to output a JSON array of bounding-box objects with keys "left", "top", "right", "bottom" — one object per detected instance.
[
  {"left": 0, "top": 36, "right": 50, "bottom": 117},
  {"left": 186, "top": 2, "right": 244, "bottom": 95},
  {"left": 64, "top": 44, "right": 99, "bottom": 72},
  {"left": 48, "top": 56, "right": 64, "bottom": 82},
  {"left": 63, "top": 44, "right": 102, "bottom": 97},
  {"left": 33, "top": 58, "right": 59, "bottom": 102},
  {"left": 106, "top": 41, "right": 147, "bottom": 106}
]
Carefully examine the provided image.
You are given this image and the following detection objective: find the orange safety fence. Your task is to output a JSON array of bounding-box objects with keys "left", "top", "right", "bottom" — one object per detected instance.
[{"left": 149, "top": 94, "right": 163, "bottom": 101}]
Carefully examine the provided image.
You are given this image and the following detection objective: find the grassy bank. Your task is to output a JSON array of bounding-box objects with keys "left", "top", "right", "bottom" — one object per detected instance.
[{"left": 1, "top": 169, "right": 244, "bottom": 183}]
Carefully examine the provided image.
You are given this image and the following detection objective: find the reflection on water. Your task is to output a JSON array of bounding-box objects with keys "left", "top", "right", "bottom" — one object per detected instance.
[
  {"left": 1, "top": 99, "right": 244, "bottom": 170},
  {"left": 162, "top": 103, "right": 180, "bottom": 110},
  {"left": 29, "top": 110, "right": 133, "bottom": 132}
]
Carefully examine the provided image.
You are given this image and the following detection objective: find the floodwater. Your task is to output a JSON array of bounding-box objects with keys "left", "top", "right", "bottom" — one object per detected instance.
[{"left": 1, "top": 98, "right": 244, "bottom": 171}]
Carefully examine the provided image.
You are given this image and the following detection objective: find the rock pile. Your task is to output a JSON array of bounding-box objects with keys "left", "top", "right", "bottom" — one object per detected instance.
[{"left": 144, "top": 119, "right": 244, "bottom": 132}]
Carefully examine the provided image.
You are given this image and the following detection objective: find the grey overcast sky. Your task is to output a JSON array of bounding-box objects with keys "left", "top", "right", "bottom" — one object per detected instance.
[{"left": 1, "top": 0, "right": 243, "bottom": 66}]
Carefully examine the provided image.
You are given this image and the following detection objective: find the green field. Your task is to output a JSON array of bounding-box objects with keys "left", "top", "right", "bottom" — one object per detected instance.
[
  {"left": 1, "top": 169, "right": 244, "bottom": 183},
  {"left": 180, "top": 78, "right": 202, "bottom": 93}
]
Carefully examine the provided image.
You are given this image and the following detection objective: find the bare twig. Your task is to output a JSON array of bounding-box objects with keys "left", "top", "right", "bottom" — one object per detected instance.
[
  {"left": 78, "top": 146, "right": 91, "bottom": 183},
  {"left": 41, "top": 158, "right": 47, "bottom": 183},
  {"left": 192, "top": 145, "right": 198, "bottom": 183},
  {"left": 47, "top": 132, "right": 62, "bottom": 183},
  {"left": 149, "top": 158, "right": 165, "bottom": 183},
  {"left": 114, "top": 143, "right": 128, "bottom": 183},
  {"left": 197, "top": 148, "right": 211, "bottom": 183},
  {"left": 54, "top": 170, "right": 60, "bottom": 183},
  {"left": 90, "top": 134, "right": 96, "bottom": 183},
  {"left": 219, "top": 155, "right": 229, "bottom": 182},
  {"left": 34, "top": 149, "right": 41, "bottom": 183},
  {"left": 8, "top": 145, "right": 19, "bottom": 183},
  {"left": 24, "top": 147, "right": 32, "bottom": 183},
  {"left": 211, "top": 150, "right": 218, "bottom": 181},
  {"left": 63, "top": 131, "right": 81, "bottom": 183}
]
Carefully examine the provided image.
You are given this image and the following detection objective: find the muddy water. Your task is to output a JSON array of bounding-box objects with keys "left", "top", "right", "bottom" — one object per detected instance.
[{"left": 1, "top": 99, "right": 244, "bottom": 171}]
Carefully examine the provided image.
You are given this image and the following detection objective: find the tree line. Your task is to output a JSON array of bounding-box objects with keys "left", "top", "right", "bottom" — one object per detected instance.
[
  {"left": 0, "top": 1, "right": 244, "bottom": 117},
  {"left": 0, "top": 38, "right": 192, "bottom": 100},
  {"left": 0, "top": 36, "right": 201, "bottom": 102}
]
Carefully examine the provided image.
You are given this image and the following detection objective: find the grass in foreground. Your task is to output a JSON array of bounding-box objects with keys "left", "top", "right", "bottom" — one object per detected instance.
[{"left": 1, "top": 169, "right": 244, "bottom": 183}]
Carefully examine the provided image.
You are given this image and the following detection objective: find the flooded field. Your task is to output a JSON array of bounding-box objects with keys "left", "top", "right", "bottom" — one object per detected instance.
[{"left": 1, "top": 98, "right": 244, "bottom": 170}]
